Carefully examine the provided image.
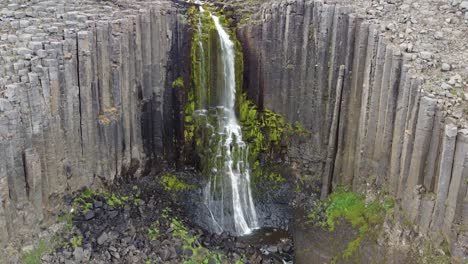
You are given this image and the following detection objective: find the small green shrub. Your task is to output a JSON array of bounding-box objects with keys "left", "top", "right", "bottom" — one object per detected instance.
[
  {"left": 57, "top": 211, "right": 74, "bottom": 231},
  {"left": 105, "top": 193, "right": 128, "bottom": 207},
  {"left": 420, "top": 239, "right": 452, "bottom": 264},
  {"left": 72, "top": 188, "right": 96, "bottom": 212},
  {"left": 21, "top": 240, "right": 50, "bottom": 264},
  {"left": 69, "top": 235, "right": 83, "bottom": 249},
  {"left": 147, "top": 224, "right": 161, "bottom": 241}
]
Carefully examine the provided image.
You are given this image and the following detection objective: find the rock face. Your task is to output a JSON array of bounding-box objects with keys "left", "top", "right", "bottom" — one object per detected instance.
[
  {"left": 238, "top": 0, "right": 467, "bottom": 259},
  {"left": 0, "top": 0, "right": 190, "bottom": 255}
]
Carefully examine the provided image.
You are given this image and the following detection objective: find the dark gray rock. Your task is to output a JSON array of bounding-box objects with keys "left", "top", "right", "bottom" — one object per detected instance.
[
  {"left": 97, "top": 232, "right": 108, "bottom": 245},
  {"left": 73, "top": 247, "right": 85, "bottom": 263},
  {"left": 159, "top": 248, "right": 171, "bottom": 261},
  {"left": 84, "top": 211, "right": 95, "bottom": 221}
]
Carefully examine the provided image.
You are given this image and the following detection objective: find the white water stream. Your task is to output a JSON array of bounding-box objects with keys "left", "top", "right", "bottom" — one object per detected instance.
[{"left": 197, "top": 8, "right": 259, "bottom": 235}]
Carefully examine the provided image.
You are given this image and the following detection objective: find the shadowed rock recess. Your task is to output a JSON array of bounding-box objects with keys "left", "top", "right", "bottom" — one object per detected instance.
[{"left": 0, "top": 0, "right": 467, "bottom": 262}]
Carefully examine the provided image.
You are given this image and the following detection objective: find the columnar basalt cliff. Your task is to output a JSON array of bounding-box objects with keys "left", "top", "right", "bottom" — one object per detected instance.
[
  {"left": 0, "top": 0, "right": 467, "bottom": 262},
  {"left": 0, "top": 0, "right": 190, "bottom": 253},
  {"left": 238, "top": 0, "right": 467, "bottom": 259}
]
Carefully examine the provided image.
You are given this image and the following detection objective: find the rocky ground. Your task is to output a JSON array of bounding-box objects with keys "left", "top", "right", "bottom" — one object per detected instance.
[
  {"left": 34, "top": 168, "right": 293, "bottom": 264},
  {"left": 336, "top": 0, "right": 468, "bottom": 127}
]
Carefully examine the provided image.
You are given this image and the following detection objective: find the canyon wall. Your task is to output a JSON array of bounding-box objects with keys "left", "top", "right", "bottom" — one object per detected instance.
[
  {"left": 0, "top": 0, "right": 190, "bottom": 252},
  {"left": 238, "top": 0, "right": 467, "bottom": 258}
]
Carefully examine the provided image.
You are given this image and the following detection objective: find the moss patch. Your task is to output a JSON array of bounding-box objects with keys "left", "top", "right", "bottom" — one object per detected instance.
[
  {"left": 72, "top": 187, "right": 141, "bottom": 213},
  {"left": 308, "top": 188, "right": 392, "bottom": 261},
  {"left": 172, "top": 77, "right": 185, "bottom": 89},
  {"left": 238, "top": 93, "right": 308, "bottom": 185},
  {"left": 161, "top": 173, "right": 195, "bottom": 191}
]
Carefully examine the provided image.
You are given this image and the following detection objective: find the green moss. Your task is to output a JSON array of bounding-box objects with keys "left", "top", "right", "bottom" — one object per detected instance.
[
  {"left": 172, "top": 77, "right": 184, "bottom": 89},
  {"left": 161, "top": 173, "right": 194, "bottom": 191},
  {"left": 238, "top": 93, "right": 308, "bottom": 184},
  {"left": 309, "top": 27, "right": 315, "bottom": 41},
  {"left": 309, "top": 189, "right": 387, "bottom": 261},
  {"left": 184, "top": 9, "right": 217, "bottom": 146}
]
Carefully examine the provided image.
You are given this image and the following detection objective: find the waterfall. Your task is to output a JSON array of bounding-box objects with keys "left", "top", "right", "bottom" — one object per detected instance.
[{"left": 194, "top": 8, "right": 258, "bottom": 236}]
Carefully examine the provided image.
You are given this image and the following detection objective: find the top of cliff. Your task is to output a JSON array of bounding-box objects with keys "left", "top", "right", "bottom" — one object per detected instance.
[
  {"left": 329, "top": 0, "right": 468, "bottom": 126},
  {"left": 1, "top": 0, "right": 468, "bottom": 126},
  {"left": 0, "top": 0, "right": 177, "bottom": 95}
]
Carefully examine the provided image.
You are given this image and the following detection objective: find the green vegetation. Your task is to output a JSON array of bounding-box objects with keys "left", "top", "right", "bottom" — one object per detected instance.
[
  {"left": 21, "top": 240, "right": 50, "bottom": 264},
  {"left": 146, "top": 206, "right": 238, "bottom": 264},
  {"left": 69, "top": 235, "right": 83, "bottom": 249},
  {"left": 147, "top": 222, "right": 162, "bottom": 241},
  {"left": 72, "top": 187, "right": 141, "bottom": 212},
  {"left": 419, "top": 239, "right": 452, "bottom": 264},
  {"left": 172, "top": 77, "right": 185, "bottom": 89},
  {"left": 57, "top": 211, "right": 74, "bottom": 232},
  {"left": 309, "top": 189, "right": 393, "bottom": 261},
  {"left": 171, "top": 217, "right": 228, "bottom": 264},
  {"left": 184, "top": 8, "right": 217, "bottom": 144},
  {"left": 238, "top": 94, "right": 308, "bottom": 184},
  {"left": 161, "top": 173, "right": 195, "bottom": 191},
  {"left": 184, "top": 6, "right": 308, "bottom": 189},
  {"left": 72, "top": 188, "right": 94, "bottom": 212}
]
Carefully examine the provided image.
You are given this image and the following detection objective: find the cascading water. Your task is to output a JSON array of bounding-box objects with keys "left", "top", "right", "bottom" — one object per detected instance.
[{"left": 192, "top": 8, "right": 258, "bottom": 236}]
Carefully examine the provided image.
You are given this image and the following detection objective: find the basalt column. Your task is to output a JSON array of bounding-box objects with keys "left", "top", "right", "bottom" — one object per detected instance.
[
  {"left": 0, "top": 0, "right": 191, "bottom": 253},
  {"left": 238, "top": 0, "right": 467, "bottom": 256}
]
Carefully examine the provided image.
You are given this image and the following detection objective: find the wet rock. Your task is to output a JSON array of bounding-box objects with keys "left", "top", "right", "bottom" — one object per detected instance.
[{"left": 267, "top": 245, "right": 278, "bottom": 253}]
